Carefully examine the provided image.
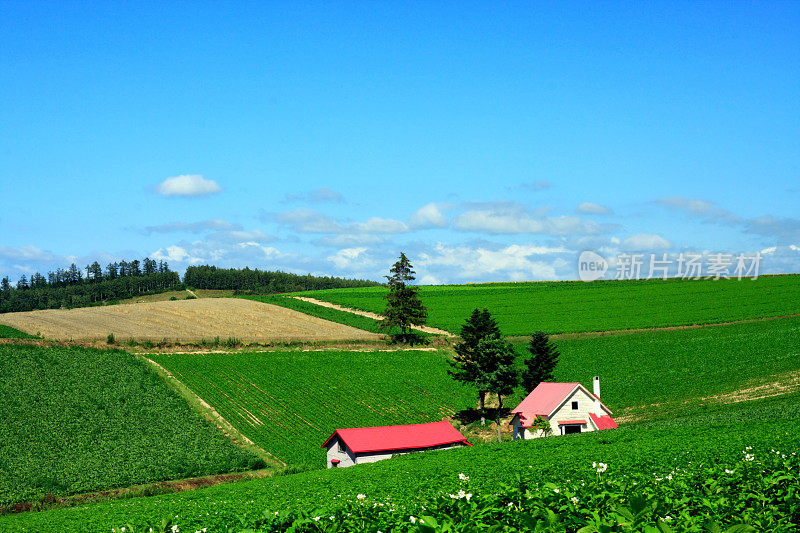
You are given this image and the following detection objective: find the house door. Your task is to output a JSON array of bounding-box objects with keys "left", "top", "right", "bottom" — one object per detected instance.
[{"left": 563, "top": 425, "right": 581, "bottom": 435}]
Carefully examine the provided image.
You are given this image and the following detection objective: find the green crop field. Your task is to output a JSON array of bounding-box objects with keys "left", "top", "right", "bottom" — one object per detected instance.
[
  {"left": 238, "top": 294, "right": 385, "bottom": 333},
  {"left": 508, "top": 315, "right": 800, "bottom": 419},
  {"left": 0, "top": 345, "right": 265, "bottom": 507},
  {"left": 159, "top": 317, "right": 799, "bottom": 467},
  {"left": 0, "top": 324, "right": 37, "bottom": 339},
  {"left": 2, "top": 395, "right": 798, "bottom": 532},
  {"left": 289, "top": 275, "right": 800, "bottom": 335},
  {"left": 149, "top": 349, "right": 476, "bottom": 467}
]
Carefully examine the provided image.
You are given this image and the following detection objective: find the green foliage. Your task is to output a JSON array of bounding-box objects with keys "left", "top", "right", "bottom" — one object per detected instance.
[
  {"left": 530, "top": 415, "right": 552, "bottom": 437},
  {"left": 149, "top": 349, "right": 475, "bottom": 468},
  {"left": 0, "top": 259, "right": 180, "bottom": 313},
  {"left": 0, "top": 324, "right": 37, "bottom": 339},
  {"left": 472, "top": 336, "right": 518, "bottom": 409},
  {"left": 381, "top": 253, "right": 428, "bottom": 342},
  {"left": 238, "top": 294, "right": 385, "bottom": 333},
  {"left": 521, "top": 331, "right": 560, "bottom": 391},
  {"left": 521, "top": 316, "right": 800, "bottom": 421},
  {"left": 185, "top": 294, "right": 197, "bottom": 300},
  {"left": 6, "top": 395, "right": 800, "bottom": 532},
  {"left": 0, "top": 345, "right": 265, "bottom": 507},
  {"left": 292, "top": 275, "right": 800, "bottom": 334},
  {"left": 183, "top": 265, "right": 381, "bottom": 293},
  {"left": 106, "top": 332, "right": 115, "bottom": 344},
  {"left": 449, "top": 309, "right": 504, "bottom": 409}
]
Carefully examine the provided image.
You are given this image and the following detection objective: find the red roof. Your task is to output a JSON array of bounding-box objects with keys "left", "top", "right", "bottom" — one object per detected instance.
[
  {"left": 557, "top": 419, "right": 587, "bottom": 425},
  {"left": 511, "top": 382, "right": 613, "bottom": 424},
  {"left": 321, "top": 421, "right": 471, "bottom": 454},
  {"left": 589, "top": 413, "right": 618, "bottom": 430}
]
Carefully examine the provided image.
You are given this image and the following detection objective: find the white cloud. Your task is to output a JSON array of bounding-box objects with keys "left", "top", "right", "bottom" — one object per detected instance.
[
  {"left": 316, "top": 234, "right": 385, "bottom": 247},
  {"left": 283, "top": 187, "right": 345, "bottom": 204},
  {"left": 349, "top": 217, "right": 409, "bottom": 234},
  {"left": 452, "top": 202, "right": 600, "bottom": 235},
  {"left": 145, "top": 219, "right": 241, "bottom": 234},
  {"left": 409, "top": 203, "right": 448, "bottom": 229},
  {"left": 327, "top": 247, "right": 376, "bottom": 270},
  {"left": 621, "top": 233, "right": 672, "bottom": 251},
  {"left": 151, "top": 245, "right": 204, "bottom": 264},
  {"left": 155, "top": 175, "right": 221, "bottom": 197},
  {"left": 576, "top": 202, "right": 612, "bottom": 215},
  {"left": 0, "top": 245, "right": 59, "bottom": 262},
  {"left": 272, "top": 208, "right": 343, "bottom": 233},
  {"left": 417, "top": 242, "right": 568, "bottom": 281}
]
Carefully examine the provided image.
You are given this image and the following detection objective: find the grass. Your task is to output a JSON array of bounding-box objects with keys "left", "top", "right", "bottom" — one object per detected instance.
[
  {"left": 2, "top": 394, "right": 798, "bottom": 532},
  {"left": 290, "top": 275, "right": 800, "bottom": 335},
  {"left": 0, "top": 324, "right": 37, "bottom": 339},
  {"left": 0, "top": 344, "right": 266, "bottom": 508},
  {"left": 149, "top": 349, "right": 476, "bottom": 467},
  {"left": 507, "top": 315, "right": 800, "bottom": 420},
  {"left": 239, "top": 294, "right": 385, "bottom": 333}
]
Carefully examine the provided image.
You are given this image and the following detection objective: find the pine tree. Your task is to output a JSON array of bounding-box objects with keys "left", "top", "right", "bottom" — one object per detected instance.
[
  {"left": 521, "top": 331, "right": 560, "bottom": 391},
  {"left": 380, "top": 253, "right": 427, "bottom": 343},
  {"left": 448, "top": 308, "right": 502, "bottom": 419}
]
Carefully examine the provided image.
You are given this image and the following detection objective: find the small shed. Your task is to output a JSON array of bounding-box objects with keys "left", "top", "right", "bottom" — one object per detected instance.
[
  {"left": 321, "top": 420, "right": 471, "bottom": 468},
  {"left": 510, "top": 376, "right": 618, "bottom": 440}
]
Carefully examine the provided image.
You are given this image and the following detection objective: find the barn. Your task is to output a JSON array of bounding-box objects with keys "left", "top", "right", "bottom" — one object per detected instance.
[
  {"left": 510, "top": 376, "right": 618, "bottom": 439},
  {"left": 322, "top": 420, "right": 472, "bottom": 468}
]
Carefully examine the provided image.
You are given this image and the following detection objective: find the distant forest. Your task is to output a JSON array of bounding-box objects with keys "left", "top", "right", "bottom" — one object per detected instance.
[
  {"left": 0, "top": 261, "right": 380, "bottom": 313},
  {"left": 0, "top": 259, "right": 181, "bottom": 313},
  {"left": 183, "top": 265, "right": 382, "bottom": 293}
]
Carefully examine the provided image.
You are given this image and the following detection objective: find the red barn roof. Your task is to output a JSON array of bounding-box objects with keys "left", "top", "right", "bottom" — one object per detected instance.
[
  {"left": 511, "top": 382, "right": 616, "bottom": 429},
  {"left": 322, "top": 421, "right": 471, "bottom": 454},
  {"left": 589, "top": 413, "right": 618, "bottom": 430}
]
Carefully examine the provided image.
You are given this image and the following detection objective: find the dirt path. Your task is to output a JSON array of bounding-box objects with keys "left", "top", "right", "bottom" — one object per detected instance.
[
  {"left": 186, "top": 288, "right": 199, "bottom": 298},
  {"left": 614, "top": 369, "right": 800, "bottom": 423},
  {"left": 139, "top": 355, "right": 284, "bottom": 467},
  {"left": 292, "top": 296, "right": 456, "bottom": 337}
]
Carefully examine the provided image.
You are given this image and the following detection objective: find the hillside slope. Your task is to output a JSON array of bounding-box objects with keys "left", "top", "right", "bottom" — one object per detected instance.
[
  {"left": 289, "top": 275, "right": 800, "bottom": 335},
  {"left": 0, "top": 345, "right": 264, "bottom": 507}
]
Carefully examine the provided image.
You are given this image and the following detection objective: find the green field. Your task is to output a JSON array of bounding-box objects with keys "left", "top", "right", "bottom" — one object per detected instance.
[
  {"left": 291, "top": 275, "right": 800, "bottom": 335},
  {"left": 2, "top": 395, "right": 798, "bottom": 532},
  {"left": 0, "top": 345, "right": 265, "bottom": 507},
  {"left": 510, "top": 315, "right": 800, "bottom": 419},
  {"left": 0, "top": 324, "right": 37, "bottom": 339},
  {"left": 238, "top": 294, "right": 386, "bottom": 333},
  {"left": 149, "top": 349, "right": 476, "bottom": 467}
]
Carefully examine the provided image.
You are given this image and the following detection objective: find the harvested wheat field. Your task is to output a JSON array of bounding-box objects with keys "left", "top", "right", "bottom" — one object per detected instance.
[{"left": 0, "top": 298, "right": 382, "bottom": 342}]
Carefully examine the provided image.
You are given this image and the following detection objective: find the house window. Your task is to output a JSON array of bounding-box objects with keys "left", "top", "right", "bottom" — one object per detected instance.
[
  {"left": 571, "top": 401, "right": 578, "bottom": 410},
  {"left": 337, "top": 440, "right": 345, "bottom": 453}
]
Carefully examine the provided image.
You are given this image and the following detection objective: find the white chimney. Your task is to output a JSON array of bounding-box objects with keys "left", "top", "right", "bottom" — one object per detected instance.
[{"left": 593, "top": 376, "right": 602, "bottom": 416}]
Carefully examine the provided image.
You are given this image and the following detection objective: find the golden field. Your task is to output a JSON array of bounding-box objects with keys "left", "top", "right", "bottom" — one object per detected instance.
[{"left": 0, "top": 298, "right": 381, "bottom": 342}]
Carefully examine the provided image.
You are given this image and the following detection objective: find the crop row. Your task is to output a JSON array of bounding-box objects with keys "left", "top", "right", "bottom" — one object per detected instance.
[
  {"left": 5, "top": 394, "right": 799, "bottom": 532},
  {"left": 152, "top": 349, "right": 476, "bottom": 467},
  {"left": 0, "top": 345, "right": 265, "bottom": 507},
  {"left": 292, "top": 275, "right": 800, "bottom": 335}
]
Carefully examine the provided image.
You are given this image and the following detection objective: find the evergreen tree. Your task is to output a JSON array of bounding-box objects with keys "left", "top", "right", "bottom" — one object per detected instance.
[
  {"left": 380, "top": 253, "right": 427, "bottom": 342},
  {"left": 472, "top": 335, "right": 519, "bottom": 441},
  {"left": 521, "top": 331, "right": 560, "bottom": 391},
  {"left": 448, "top": 308, "right": 503, "bottom": 422},
  {"left": 17, "top": 274, "right": 29, "bottom": 290},
  {"left": 1, "top": 277, "right": 10, "bottom": 294}
]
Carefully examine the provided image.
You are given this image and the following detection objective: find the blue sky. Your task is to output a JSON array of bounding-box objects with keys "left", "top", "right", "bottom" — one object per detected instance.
[{"left": 1, "top": 2, "right": 798, "bottom": 284}]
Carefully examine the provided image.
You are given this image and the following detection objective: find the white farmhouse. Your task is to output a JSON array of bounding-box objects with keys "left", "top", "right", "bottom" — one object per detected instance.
[
  {"left": 321, "top": 420, "right": 471, "bottom": 468},
  {"left": 510, "top": 376, "right": 618, "bottom": 439}
]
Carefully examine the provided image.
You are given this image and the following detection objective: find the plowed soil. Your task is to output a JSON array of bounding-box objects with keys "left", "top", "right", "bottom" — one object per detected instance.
[{"left": 0, "top": 298, "right": 382, "bottom": 342}]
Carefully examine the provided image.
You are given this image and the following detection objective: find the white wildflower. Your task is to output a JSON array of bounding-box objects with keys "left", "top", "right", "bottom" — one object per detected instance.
[
  {"left": 313, "top": 516, "right": 320, "bottom": 522},
  {"left": 410, "top": 516, "right": 417, "bottom": 524},
  {"left": 553, "top": 488, "right": 560, "bottom": 493},
  {"left": 459, "top": 473, "right": 470, "bottom": 481},
  {"left": 570, "top": 496, "right": 579, "bottom": 504},
  {"left": 357, "top": 493, "right": 366, "bottom": 500},
  {"left": 725, "top": 468, "right": 734, "bottom": 474},
  {"left": 744, "top": 454, "right": 755, "bottom": 462}
]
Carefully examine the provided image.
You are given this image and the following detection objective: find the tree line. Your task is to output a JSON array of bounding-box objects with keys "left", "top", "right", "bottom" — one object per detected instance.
[
  {"left": 183, "top": 265, "right": 382, "bottom": 293},
  {"left": 0, "top": 258, "right": 181, "bottom": 313}
]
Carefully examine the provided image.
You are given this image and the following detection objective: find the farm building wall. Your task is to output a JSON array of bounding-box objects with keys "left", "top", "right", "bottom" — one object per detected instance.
[
  {"left": 549, "top": 388, "right": 598, "bottom": 435},
  {"left": 327, "top": 441, "right": 467, "bottom": 468},
  {"left": 325, "top": 436, "right": 357, "bottom": 468}
]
